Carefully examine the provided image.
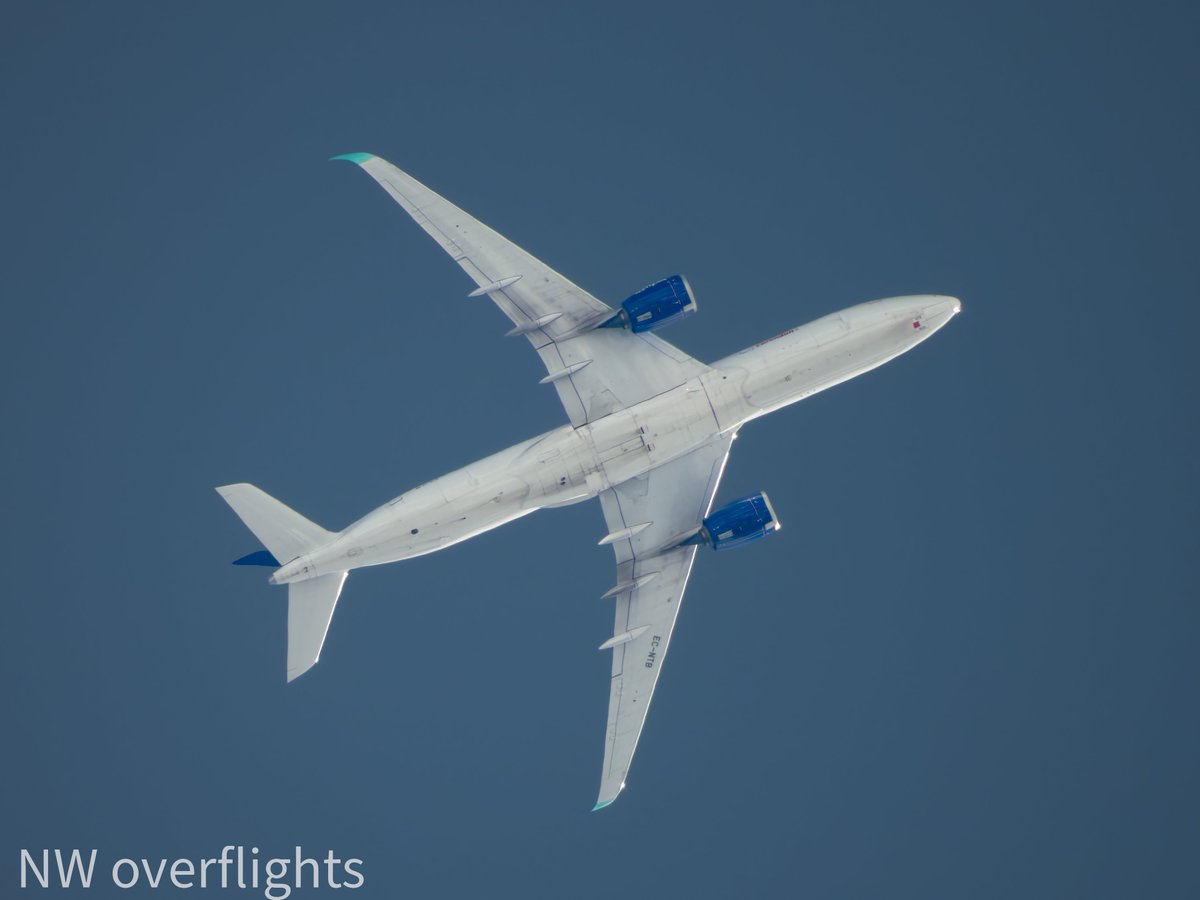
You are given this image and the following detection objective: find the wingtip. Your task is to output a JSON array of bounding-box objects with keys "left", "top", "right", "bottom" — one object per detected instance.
[
  {"left": 286, "top": 660, "right": 316, "bottom": 683},
  {"left": 592, "top": 780, "right": 626, "bottom": 810},
  {"left": 330, "top": 152, "right": 375, "bottom": 165}
]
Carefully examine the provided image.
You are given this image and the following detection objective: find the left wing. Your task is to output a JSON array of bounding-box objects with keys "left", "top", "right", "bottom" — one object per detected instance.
[
  {"left": 592, "top": 434, "right": 735, "bottom": 809},
  {"left": 332, "top": 153, "right": 708, "bottom": 425}
]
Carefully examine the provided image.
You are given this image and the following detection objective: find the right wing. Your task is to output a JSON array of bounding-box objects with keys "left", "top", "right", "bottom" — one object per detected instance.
[
  {"left": 592, "top": 434, "right": 735, "bottom": 808},
  {"left": 333, "top": 153, "right": 708, "bottom": 425}
]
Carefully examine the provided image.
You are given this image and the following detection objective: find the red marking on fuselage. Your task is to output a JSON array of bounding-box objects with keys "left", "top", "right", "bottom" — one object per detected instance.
[{"left": 755, "top": 327, "right": 798, "bottom": 348}]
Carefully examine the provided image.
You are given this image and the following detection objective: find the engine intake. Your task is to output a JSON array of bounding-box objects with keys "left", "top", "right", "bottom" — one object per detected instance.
[
  {"left": 603, "top": 275, "right": 697, "bottom": 333},
  {"left": 692, "top": 492, "right": 781, "bottom": 550}
]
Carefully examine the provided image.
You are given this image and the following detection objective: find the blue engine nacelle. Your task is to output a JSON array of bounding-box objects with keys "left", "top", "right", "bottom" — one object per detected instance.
[
  {"left": 602, "top": 275, "right": 697, "bottom": 333},
  {"left": 693, "top": 492, "right": 781, "bottom": 551}
]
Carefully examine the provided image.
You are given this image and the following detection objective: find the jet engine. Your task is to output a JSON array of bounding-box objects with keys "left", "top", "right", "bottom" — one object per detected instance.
[
  {"left": 602, "top": 275, "right": 697, "bottom": 333},
  {"left": 692, "top": 492, "right": 781, "bottom": 550}
]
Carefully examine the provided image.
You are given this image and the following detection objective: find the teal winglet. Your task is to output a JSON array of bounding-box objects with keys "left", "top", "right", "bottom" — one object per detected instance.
[
  {"left": 330, "top": 152, "right": 375, "bottom": 164},
  {"left": 591, "top": 799, "right": 614, "bottom": 812}
]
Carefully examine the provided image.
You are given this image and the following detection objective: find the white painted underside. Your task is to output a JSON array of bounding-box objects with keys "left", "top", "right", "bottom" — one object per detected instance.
[{"left": 218, "top": 153, "right": 962, "bottom": 809}]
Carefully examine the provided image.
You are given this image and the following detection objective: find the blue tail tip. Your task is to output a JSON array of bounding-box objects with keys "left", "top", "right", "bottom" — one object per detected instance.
[
  {"left": 591, "top": 799, "right": 615, "bottom": 812},
  {"left": 330, "top": 152, "right": 374, "bottom": 164},
  {"left": 233, "top": 549, "right": 280, "bottom": 567}
]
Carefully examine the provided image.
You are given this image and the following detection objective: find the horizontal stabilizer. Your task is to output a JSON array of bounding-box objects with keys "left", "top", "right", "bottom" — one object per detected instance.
[
  {"left": 216, "top": 483, "right": 333, "bottom": 565},
  {"left": 287, "top": 572, "right": 348, "bottom": 682}
]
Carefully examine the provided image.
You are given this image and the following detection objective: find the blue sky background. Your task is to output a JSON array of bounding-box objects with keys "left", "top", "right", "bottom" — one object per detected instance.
[{"left": 3, "top": 1, "right": 1198, "bottom": 897}]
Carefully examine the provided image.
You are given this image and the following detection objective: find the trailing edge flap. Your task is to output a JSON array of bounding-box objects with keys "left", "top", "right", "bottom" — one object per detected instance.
[{"left": 287, "top": 572, "right": 347, "bottom": 682}]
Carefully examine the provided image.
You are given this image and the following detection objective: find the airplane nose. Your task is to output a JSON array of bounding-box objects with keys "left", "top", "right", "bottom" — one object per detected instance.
[
  {"left": 927, "top": 296, "right": 961, "bottom": 317},
  {"left": 900, "top": 295, "right": 962, "bottom": 335},
  {"left": 920, "top": 296, "right": 962, "bottom": 325}
]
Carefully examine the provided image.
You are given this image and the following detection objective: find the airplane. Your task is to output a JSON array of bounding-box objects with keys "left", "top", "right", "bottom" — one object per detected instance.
[{"left": 217, "top": 153, "right": 961, "bottom": 810}]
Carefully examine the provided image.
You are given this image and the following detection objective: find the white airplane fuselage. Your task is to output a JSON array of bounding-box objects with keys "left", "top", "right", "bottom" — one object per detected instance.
[{"left": 270, "top": 294, "right": 960, "bottom": 585}]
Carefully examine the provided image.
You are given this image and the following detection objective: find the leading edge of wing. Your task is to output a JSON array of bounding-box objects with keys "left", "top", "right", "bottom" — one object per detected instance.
[{"left": 329, "top": 152, "right": 612, "bottom": 333}]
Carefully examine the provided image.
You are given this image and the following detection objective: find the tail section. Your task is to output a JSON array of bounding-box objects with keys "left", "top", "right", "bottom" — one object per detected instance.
[{"left": 216, "top": 483, "right": 346, "bottom": 682}]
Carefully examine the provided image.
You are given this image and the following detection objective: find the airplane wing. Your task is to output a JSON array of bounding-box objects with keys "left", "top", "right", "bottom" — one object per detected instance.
[
  {"left": 592, "top": 434, "right": 735, "bottom": 808},
  {"left": 333, "top": 153, "right": 708, "bottom": 425}
]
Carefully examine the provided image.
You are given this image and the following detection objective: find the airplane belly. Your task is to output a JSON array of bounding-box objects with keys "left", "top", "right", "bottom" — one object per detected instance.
[
  {"left": 735, "top": 318, "right": 926, "bottom": 417},
  {"left": 710, "top": 295, "right": 959, "bottom": 425},
  {"left": 781, "top": 323, "right": 919, "bottom": 405},
  {"left": 581, "top": 409, "right": 649, "bottom": 489},
  {"left": 518, "top": 425, "right": 594, "bottom": 506},
  {"left": 334, "top": 474, "right": 534, "bottom": 569},
  {"left": 641, "top": 382, "right": 722, "bottom": 468},
  {"left": 576, "top": 380, "right": 724, "bottom": 492}
]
